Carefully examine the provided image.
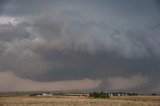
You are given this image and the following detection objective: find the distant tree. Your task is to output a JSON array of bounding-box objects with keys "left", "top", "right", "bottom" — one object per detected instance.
[
  {"left": 29, "top": 94, "right": 37, "bottom": 96},
  {"left": 132, "top": 92, "right": 138, "bottom": 96},
  {"left": 89, "top": 91, "right": 109, "bottom": 98},
  {"left": 152, "top": 93, "right": 156, "bottom": 96},
  {"left": 127, "top": 92, "right": 138, "bottom": 96}
]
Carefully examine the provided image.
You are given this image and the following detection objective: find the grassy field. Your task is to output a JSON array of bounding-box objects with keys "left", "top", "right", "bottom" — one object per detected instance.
[{"left": 0, "top": 95, "right": 160, "bottom": 106}]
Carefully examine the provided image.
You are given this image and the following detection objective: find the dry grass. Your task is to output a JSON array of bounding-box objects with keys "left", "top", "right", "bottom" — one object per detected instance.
[
  {"left": 0, "top": 96, "right": 160, "bottom": 106},
  {"left": 110, "top": 96, "right": 160, "bottom": 102}
]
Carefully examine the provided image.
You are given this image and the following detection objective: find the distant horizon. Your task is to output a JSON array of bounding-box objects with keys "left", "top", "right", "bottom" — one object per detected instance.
[{"left": 0, "top": 88, "right": 160, "bottom": 95}]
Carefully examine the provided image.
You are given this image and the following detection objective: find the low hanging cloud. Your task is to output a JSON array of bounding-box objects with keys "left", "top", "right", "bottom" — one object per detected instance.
[
  {"left": 0, "top": 71, "right": 102, "bottom": 92},
  {"left": 107, "top": 74, "right": 148, "bottom": 90}
]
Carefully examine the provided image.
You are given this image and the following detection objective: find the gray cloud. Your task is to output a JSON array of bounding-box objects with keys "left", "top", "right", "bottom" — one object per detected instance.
[
  {"left": 0, "top": 22, "right": 29, "bottom": 42},
  {"left": 0, "top": 0, "right": 160, "bottom": 92}
]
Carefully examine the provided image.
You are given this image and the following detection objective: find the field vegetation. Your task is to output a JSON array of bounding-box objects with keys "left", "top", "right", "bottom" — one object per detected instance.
[{"left": 0, "top": 95, "right": 160, "bottom": 106}]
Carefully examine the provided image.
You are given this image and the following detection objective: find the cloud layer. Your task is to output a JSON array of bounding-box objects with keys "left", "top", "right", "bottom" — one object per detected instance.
[{"left": 0, "top": 0, "right": 160, "bottom": 92}]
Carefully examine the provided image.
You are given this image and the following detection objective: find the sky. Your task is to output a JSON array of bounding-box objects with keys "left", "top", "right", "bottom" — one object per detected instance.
[{"left": 0, "top": 0, "right": 160, "bottom": 93}]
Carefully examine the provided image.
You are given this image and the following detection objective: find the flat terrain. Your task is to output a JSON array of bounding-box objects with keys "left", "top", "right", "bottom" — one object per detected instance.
[{"left": 0, "top": 95, "right": 160, "bottom": 106}]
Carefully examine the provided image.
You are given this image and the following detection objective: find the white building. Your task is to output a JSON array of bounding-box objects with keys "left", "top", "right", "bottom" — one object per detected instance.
[{"left": 42, "top": 93, "right": 53, "bottom": 96}]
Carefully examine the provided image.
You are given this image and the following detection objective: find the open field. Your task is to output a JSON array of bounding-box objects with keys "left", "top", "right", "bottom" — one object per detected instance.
[{"left": 0, "top": 96, "right": 160, "bottom": 106}]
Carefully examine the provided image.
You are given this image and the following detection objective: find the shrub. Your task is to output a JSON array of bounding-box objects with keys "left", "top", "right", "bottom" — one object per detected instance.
[
  {"left": 89, "top": 91, "right": 109, "bottom": 98},
  {"left": 152, "top": 93, "right": 156, "bottom": 96}
]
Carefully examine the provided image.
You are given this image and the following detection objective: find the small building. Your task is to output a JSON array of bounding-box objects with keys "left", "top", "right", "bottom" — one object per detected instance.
[
  {"left": 108, "top": 92, "right": 128, "bottom": 96},
  {"left": 42, "top": 93, "right": 53, "bottom": 96},
  {"left": 108, "top": 93, "right": 113, "bottom": 96}
]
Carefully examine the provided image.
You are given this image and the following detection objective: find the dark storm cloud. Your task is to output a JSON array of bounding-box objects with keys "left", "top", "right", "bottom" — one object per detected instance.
[
  {"left": 0, "top": 0, "right": 160, "bottom": 92},
  {"left": 1, "top": 0, "right": 50, "bottom": 16},
  {"left": 154, "top": 0, "right": 160, "bottom": 8},
  {"left": 0, "top": 0, "right": 9, "bottom": 14}
]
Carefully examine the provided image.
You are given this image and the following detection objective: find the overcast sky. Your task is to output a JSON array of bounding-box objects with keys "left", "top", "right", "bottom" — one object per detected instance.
[{"left": 0, "top": 0, "right": 160, "bottom": 93}]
